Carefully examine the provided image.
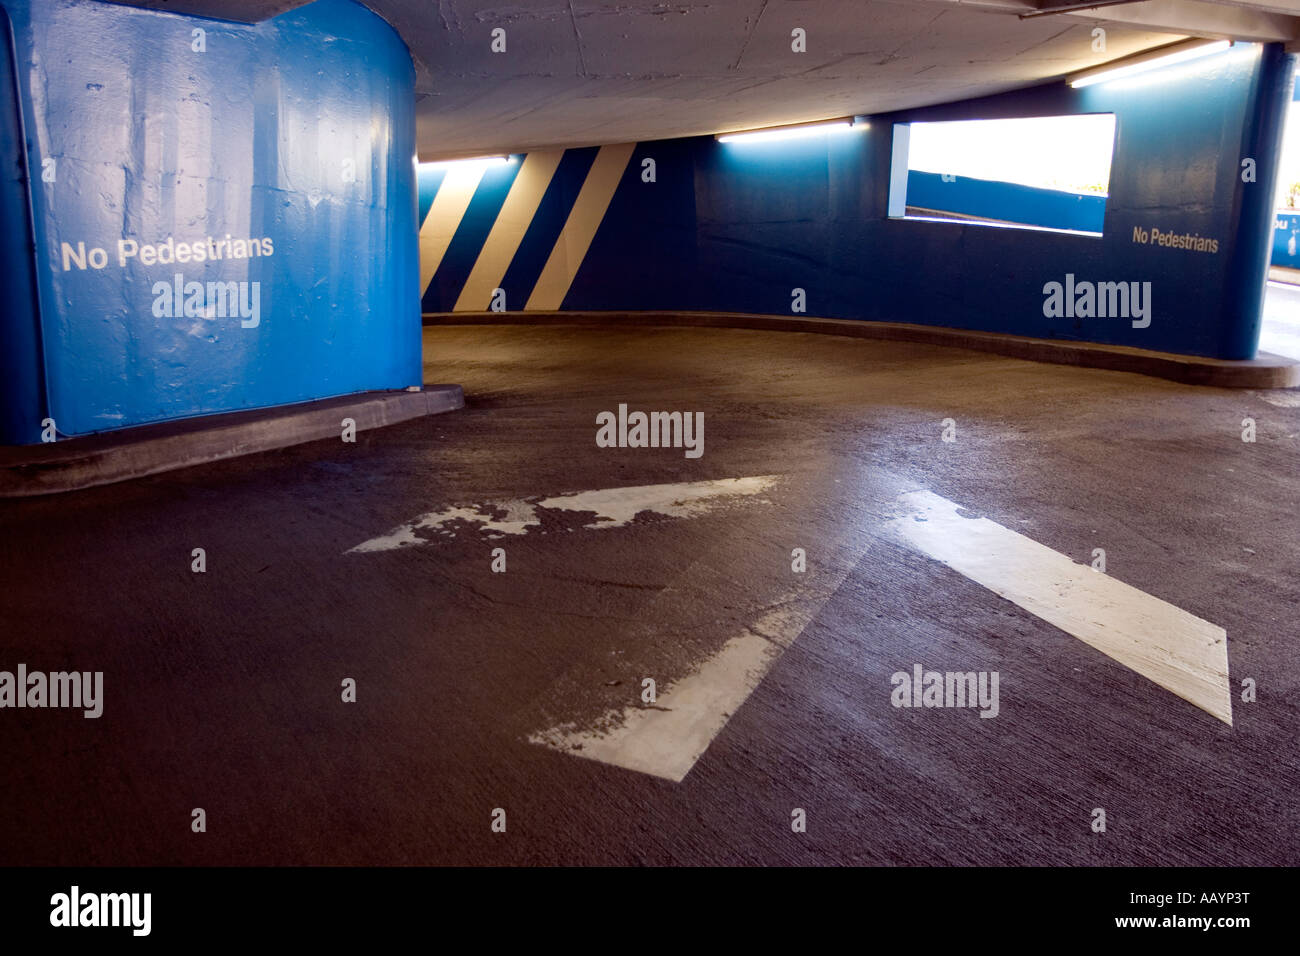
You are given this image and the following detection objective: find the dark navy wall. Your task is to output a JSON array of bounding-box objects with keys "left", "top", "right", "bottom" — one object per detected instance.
[
  {"left": 0, "top": 0, "right": 420, "bottom": 444},
  {"left": 421, "top": 42, "right": 1293, "bottom": 360}
]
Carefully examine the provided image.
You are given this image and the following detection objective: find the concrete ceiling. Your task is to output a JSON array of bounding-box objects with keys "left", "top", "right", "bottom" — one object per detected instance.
[{"left": 110, "top": 1, "right": 1300, "bottom": 158}]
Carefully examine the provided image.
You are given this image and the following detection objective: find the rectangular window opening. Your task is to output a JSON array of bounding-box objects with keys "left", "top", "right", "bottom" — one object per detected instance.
[{"left": 888, "top": 114, "right": 1116, "bottom": 237}]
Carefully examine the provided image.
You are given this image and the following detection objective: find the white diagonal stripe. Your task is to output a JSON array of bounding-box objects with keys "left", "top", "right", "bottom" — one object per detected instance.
[
  {"left": 527, "top": 494, "right": 874, "bottom": 782},
  {"left": 419, "top": 167, "right": 485, "bottom": 295},
  {"left": 888, "top": 489, "right": 1232, "bottom": 725},
  {"left": 454, "top": 150, "right": 563, "bottom": 311},
  {"left": 526, "top": 583, "right": 855, "bottom": 782}
]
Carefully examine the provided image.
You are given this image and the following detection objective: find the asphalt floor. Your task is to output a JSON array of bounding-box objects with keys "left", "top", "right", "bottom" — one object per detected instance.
[{"left": 1, "top": 323, "right": 1296, "bottom": 865}]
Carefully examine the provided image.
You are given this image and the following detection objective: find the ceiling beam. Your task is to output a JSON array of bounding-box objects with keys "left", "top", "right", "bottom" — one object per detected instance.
[
  {"left": 1022, "top": 1, "right": 1154, "bottom": 18},
  {"left": 932, "top": 0, "right": 1298, "bottom": 42},
  {"left": 1066, "top": 0, "right": 1299, "bottom": 41}
]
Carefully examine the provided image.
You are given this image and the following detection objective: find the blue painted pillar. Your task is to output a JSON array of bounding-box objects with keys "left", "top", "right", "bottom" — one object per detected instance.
[
  {"left": 0, "top": 5, "right": 46, "bottom": 444},
  {"left": 0, "top": 0, "right": 420, "bottom": 444},
  {"left": 1225, "top": 44, "right": 1295, "bottom": 358}
]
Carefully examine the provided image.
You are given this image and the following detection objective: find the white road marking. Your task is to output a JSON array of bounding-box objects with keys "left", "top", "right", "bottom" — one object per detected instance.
[
  {"left": 529, "top": 597, "right": 817, "bottom": 782},
  {"left": 888, "top": 490, "right": 1232, "bottom": 725},
  {"left": 527, "top": 517, "right": 874, "bottom": 782},
  {"left": 348, "top": 475, "right": 781, "bottom": 553},
  {"left": 1257, "top": 390, "right": 1300, "bottom": 408}
]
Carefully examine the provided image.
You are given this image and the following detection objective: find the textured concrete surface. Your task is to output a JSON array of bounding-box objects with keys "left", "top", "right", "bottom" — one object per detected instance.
[
  {"left": 0, "top": 324, "right": 1296, "bottom": 865},
  {"left": 1262, "top": 279, "right": 1300, "bottom": 361},
  {"left": 427, "top": 311, "right": 1300, "bottom": 387},
  {"left": 93, "top": 2, "right": 1300, "bottom": 159},
  {"left": 390, "top": 0, "right": 1200, "bottom": 159}
]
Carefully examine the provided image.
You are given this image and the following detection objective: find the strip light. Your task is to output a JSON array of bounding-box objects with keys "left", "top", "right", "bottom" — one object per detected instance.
[
  {"left": 716, "top": 118, "right": 867, "bottom": 145},
  {"left": 420, "top": 155, "right": 513, "bottom": 171},
  {"left": 1069, "top": 39, "right": 1231, "bottom": 89}
]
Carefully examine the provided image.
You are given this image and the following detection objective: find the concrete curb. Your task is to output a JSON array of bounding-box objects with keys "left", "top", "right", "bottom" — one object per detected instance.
[
  {"left": 0, "top": 386, "right": 464, "bottom": 498},
  {"left": 425, "top": 311, "right": 1300, "bottom": 389},
  {"left": 1268, "top": 266, "right": 1300, "bottom": 286}
]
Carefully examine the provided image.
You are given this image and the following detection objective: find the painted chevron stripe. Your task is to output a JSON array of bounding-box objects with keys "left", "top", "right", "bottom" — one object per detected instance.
[
  {"left": 418, "top": 166, "right": 486, "bottom": 295},
  {"left": 417, "top": 143, "right": 636, "bottom": 311},
  {"left": 526, "top": 143, "right": 636, "bottom": 311},
  {"left": 454, "top": 151, "right": 563, "bottom": 311}
]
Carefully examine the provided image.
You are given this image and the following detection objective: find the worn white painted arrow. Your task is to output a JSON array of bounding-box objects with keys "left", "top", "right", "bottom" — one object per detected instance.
[
  {"left": 526, "top": 478, "right": 876, "bottom": 782},
  {"left": 347, "top": 475, "right": 782, "bottom": 553},
  {"left": 526, "top": 574, "right": 864, "bottom": 782},
  {"left": 888, "top": 490, "right": 1233, "bottom": 725},
  {"left": 351, "top": 476, "right": 1232, "bottom": 786},
  {"left": 533, "top": 486, "right": 1234, "bottom": 784}
]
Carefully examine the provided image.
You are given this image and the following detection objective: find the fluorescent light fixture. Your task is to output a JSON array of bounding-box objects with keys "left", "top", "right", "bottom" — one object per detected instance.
[
  {"left": 420, "top": 155, "right": 512, "bottom": 171},
  {"left": 716, "top": 118, "right": 867, "bottom": 145},
  {"left": 1069, "top": 39, "right": 1231, "bottom": 89}
]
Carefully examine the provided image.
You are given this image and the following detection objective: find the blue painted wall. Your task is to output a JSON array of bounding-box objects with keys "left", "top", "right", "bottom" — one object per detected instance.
[
  {"left": 904, "top": 170, "right": 1107, "bottom": 234},
  {"left": 1273, "top": 210, "right": 1300, "bottom": 266},
  {"left": 421, "top": 42, "right": 1293, "bottom": 360},
  {"left": 1267, "top": 72, "right": 1300, "bottom": 266},
  {"left": 0, "top": 0, "right": 420, "bottom": 444}
]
